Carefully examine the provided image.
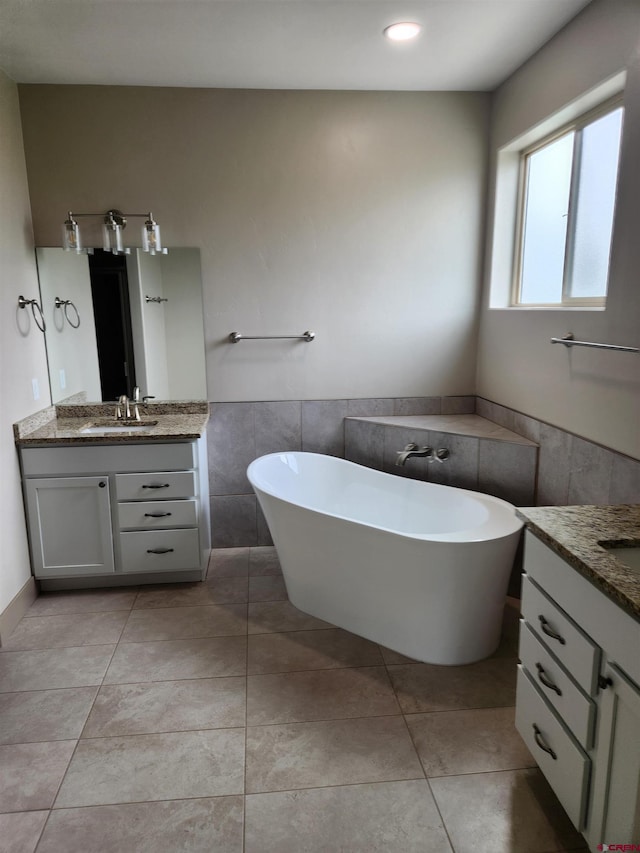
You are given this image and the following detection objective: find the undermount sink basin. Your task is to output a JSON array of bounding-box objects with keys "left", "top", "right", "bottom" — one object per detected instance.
[
  {"left": 603, "top": 545, "right": 640, "bottom": 574},
  {"left": 80, "top": 420, "right": 158, "bottom": 434}
]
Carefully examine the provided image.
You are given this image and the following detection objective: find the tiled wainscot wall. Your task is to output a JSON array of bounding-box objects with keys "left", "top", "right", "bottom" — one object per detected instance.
[
  {"left": 344, "top": 416, "right": 537, "bottom": 507},
  {"left": 208, "top": 396, "right": 474, "bottom": 547},
  {"left": 207, "top": 395, "right": 640, "bottom": 548}
]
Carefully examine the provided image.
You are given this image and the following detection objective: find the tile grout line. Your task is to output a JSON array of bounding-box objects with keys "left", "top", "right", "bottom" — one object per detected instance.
[
  {"left": 30, "top": 593, "right": 139, "bottom": 849},
  {"left": 379, "top": 643, "right": 458, "bottom": 853},
  {"left": 404, "top": 723, "right": 458, "bottom": 850},
  {"left": 243, "top": 549, "right": 250, "bottom": 853},
  {"left": 5, "top": 552, "right": 538, "bottom": 850},
  {"left": 396, "top": 687, "right": 469, "bottom": 853},
  {"left": 245, "top": 710, "right": 406, "bottom": 730}
]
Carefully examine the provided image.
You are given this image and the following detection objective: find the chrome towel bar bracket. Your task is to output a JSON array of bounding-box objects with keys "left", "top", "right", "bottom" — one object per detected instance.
[
  {"left": 18, "top": 295, "right": 46, "bottom": 332},
  {"left": 551, "top": 334, "right": 638, "bottom": 353},
  {"left": 229, "top": 331, "right": 315, "bottom": 343}
]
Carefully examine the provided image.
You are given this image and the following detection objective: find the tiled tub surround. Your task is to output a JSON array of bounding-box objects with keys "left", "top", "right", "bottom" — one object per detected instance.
[
  {"left": 207, "top": 396, "right": 475, "bottom": 547},
  {"left": 475, "top": 398, "right": 640, "bottom": 507},
  {"left": 345, "top": 414, "right": 538, "bottom": 508},
  {"left": 209, "top": 395, "right": 640, "bottom": 549},
  {"left": 0, "top": 546, "right": 588, "bottom": 853}
]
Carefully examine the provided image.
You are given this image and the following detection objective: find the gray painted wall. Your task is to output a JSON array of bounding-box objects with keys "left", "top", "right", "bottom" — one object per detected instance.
[
  {"left": 0, "top": 70, "right": 50, "bottom": 618},
  {"left": 477, "top": 0, "right": 640, "bottom": 459},
  {"left": 19, "top": 86, "right": 490, "bottom": 404}
]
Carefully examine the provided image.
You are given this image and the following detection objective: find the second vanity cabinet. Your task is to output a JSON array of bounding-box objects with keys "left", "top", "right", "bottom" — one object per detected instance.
[
  {"left": 516, "top": 531, "right": 640, "bottom": 848},
  {"left": 21, "top": 439, "right": 210, "bottom": 587}
]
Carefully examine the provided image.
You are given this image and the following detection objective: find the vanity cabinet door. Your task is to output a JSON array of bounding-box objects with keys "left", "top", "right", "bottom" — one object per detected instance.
[
  {"left": 588, "top": 663, "right": 640, "bottom": 845},
  {"left": 25, "top": 476, "right": 115, "bottom": 577}
]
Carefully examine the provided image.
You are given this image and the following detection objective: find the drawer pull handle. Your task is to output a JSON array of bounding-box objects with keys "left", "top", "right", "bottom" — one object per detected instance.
[
  {"left": 536, "top": 663, "right": 562, "bottom": 696},
  {"left": 538, "top": 615, "right": 566, "bottom": 645},
  {"left": 532, "top": 724, "right": 557, "bottom": 760},
  {"left": 142, "top": 484, "right": 171, "bottom": 489},
  {"left": 144, "top": 512, "right": 173, "bottom": 518},
  {"left": 146, "top": 548, "right": 175, "bottom": 554}
]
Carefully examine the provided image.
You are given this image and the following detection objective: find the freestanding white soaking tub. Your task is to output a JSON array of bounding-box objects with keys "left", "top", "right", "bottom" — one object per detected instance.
[{"left": 247, "top": 452, "right": 523, "bottom": 665}]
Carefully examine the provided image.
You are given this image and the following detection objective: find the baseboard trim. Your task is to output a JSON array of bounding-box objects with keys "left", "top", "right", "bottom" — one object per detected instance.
[{"left": 0, "top": 576, "right": 38, "bottom": 646}]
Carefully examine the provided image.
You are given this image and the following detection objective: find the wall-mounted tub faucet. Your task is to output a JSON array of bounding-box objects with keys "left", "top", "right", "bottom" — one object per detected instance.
[{"left": 396, "top": 443, "right": 434, "bottom": 466}]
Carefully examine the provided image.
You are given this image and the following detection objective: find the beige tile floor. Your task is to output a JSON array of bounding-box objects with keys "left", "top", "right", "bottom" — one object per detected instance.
[{"left": 0, "top": 546, "right": 590, "bottom": 853}]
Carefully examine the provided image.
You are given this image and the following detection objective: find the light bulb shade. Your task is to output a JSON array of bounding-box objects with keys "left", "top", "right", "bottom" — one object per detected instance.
[
  {"left": 102, "top": 222, "right": 111, "bottom": 252},
  {"left": 63, "top": 216, "right": 81, "bottom": 253},
  {"left": 103, "top": 215, "right": 124, "bottom": 254},
  {"left": 142, "top": 217, "right": 162, "bottom": 254},
  {"left": 113, "top": 223, "right": 124, "bottom": 254}
]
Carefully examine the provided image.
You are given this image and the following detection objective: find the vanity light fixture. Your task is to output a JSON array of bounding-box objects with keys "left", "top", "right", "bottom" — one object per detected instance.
[
  {"left": 62, "top": 213, "right": 84, "bottom": 254},
  {"left": 102, "top": 210, "right": 126, "bottom": 254},
  {"left": 62, "top": 209, "right": 168, "bottom": 256},
  {"left": 141, "top": 214, "right": 164, "bottom": 255},
  {"left": 383, "top": 22, "right": 422, "bottom": 41}
]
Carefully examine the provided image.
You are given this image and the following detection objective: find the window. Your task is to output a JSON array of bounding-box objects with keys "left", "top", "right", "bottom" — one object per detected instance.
[{"left": 513, "top": 100, "right": 624, "bottom": 307}]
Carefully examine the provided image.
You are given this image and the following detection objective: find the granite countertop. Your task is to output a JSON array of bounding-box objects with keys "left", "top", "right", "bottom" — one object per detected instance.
[
  {"left": 517, "top": 505, "right": 640, "bottom": 621},
  {"left": 347, "top": 414, "right": 537, "bottom": 446},
  {"left": 14, "top": 401, "right": 209, "bottom": 445}
]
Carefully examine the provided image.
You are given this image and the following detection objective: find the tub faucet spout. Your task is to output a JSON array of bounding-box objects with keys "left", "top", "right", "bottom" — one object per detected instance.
[{"left": 396, "top": 443, "right": 433, "bottom": 466}]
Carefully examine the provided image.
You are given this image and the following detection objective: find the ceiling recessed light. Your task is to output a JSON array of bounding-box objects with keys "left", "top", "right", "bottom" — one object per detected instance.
[{"left": 383, "top": 22, "right": 422, "bottom": 42}]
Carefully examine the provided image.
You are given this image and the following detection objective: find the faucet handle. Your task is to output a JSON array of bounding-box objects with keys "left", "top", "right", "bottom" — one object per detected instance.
[
  {"left": 401, "top": 443, "right": 419, "bottom": 452},
  {"left": 117, "top": 394, "right": 131, "bottom": 420},
  {"left": 435, "top": 448, "right": 450, "bottom": 462}
]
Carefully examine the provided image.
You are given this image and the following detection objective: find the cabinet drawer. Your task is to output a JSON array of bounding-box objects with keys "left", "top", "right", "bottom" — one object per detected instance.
[
  {"left": 118, "top": 499, "right": 198, "bottom": 530},
  {"left": 521, "top": 575, "right": 600, "bottom": 696},
  {"left": 119, "top": 529, "right": 201, "bottom": 573},
  {"left": 21, "top": 442, "right": 196, "bottom": 476},
  {"left": 519, "top": 621, "right": 596, "bottom": 748},
  {"left": 115, "top": 471, "right": 196, "bottom": 501},
  {"left": 515, "top": 666, "right": 590, "bottom": 830}
]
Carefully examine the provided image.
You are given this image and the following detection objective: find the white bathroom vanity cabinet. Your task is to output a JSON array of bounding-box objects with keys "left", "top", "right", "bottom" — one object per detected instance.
[
  {"left": 19, "top": 438, "right": 211, "bottom": 588},
  {"left": 516, "top": 529, "right": 640, "bottom": 848}
]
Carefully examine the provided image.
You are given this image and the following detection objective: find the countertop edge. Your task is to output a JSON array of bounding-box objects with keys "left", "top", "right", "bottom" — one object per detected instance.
[
  {"left": 517, "top": 505, "right": 640, "bottom": 623},
  {"left": 14, "top": 408, "right": 209, "bottom": 446}
]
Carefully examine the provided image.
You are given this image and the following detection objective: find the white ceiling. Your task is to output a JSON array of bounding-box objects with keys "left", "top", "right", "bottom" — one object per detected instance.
[{"left": 0, "top": 0, "right": 592, "bottom": 92}]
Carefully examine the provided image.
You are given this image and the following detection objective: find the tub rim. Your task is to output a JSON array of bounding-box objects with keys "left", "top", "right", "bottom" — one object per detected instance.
[{"left": 248, "top": 451, "right": 524, "bottom": 544}]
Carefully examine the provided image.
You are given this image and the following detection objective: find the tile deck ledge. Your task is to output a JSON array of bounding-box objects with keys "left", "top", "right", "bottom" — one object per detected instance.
[{"left": 346, "top": 414, "right": 538, "bottom": 446}]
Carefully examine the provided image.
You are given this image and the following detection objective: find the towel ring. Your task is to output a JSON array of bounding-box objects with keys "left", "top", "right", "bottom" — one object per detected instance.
[
  {"left": 18, "top": 296, "right": 46, "bottom": 333},
  {"left": 54, "top": 297, "right": 81, "bottom": 329}
]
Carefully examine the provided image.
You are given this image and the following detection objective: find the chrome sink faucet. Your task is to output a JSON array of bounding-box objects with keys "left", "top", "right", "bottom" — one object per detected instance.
[
  {"left": 116, "top": 395, "right": 130, "bottom": 420},
  {"left": 396, "top": 443, "right": 433, "bottom": 466},
  {"left": 116, "top": 394, "right": 141, "bottom": 422}
]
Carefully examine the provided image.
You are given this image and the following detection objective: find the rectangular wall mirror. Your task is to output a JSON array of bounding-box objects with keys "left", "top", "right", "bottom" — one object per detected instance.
[{"left": 35, "top": 247, "right": 207, "bottom": 404}]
